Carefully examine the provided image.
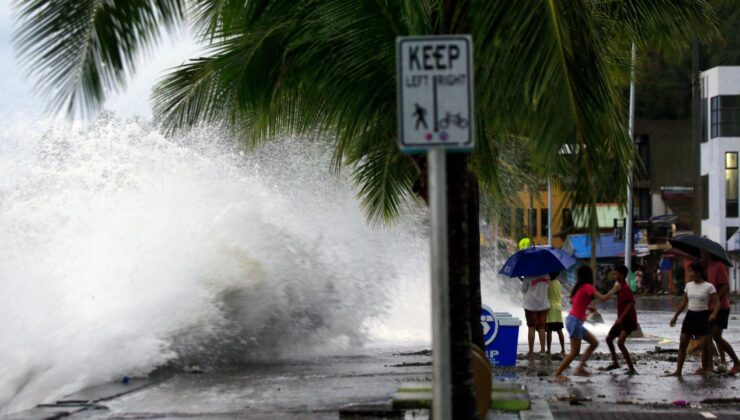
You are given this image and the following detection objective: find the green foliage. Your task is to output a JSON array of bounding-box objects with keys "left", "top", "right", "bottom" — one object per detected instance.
[
  {"left": 14, "top": 0, "right": 185, "bottom": 118},
  {"left": 636, "top": 0, "right": 738, "bottom": 120},
  {"left": 14, "top": 0, "right": 719, "bottom": 231}
]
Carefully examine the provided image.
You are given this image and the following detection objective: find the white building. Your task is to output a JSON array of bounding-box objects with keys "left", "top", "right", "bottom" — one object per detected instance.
[{"left": 700, "top": 66, "right": 740, "bottom": 292}]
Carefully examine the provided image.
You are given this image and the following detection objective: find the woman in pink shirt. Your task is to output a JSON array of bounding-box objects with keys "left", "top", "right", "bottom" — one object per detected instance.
[{"left": 553, "top": 266, "right": 618, "bottom": 381}]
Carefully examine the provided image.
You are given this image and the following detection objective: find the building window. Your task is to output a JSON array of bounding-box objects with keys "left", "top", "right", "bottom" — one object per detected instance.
[
  {"left": 561, "top": 208, "right": 574, "bottom": 231},
  {"left": 637, "top": 188, "right": 652, "bottom": 220},
  {"left": 702, "top": 78, "right": 708, "bottom": 143},
  {"left": 528, "top": 208, "right": 537, "bottom": 238},
  {"left": 727, "top": 227, "right": 739, "bottom": 243},
  {"left": 636, "top": 135, "right": 650, "bottom": 179},
  {"left": 540, "top": 208, "right": 549, "bottom": 238},
  {"left": 727, "top": 152, "right": 738, "bottom": 218},
  {"left": 702, "top": 174, "right": 709, "bottom": 220},
  {"left": 711, "top": 95, "right": 740, "bottom": 138},
  {"left": 515, "top": 208, "right": 525, "bottom": 238},
  {"left": 501, "top": 207, "right": 511, "bottom": 237}
]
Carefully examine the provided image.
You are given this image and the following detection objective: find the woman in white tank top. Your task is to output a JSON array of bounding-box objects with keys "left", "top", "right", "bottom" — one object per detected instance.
[{"left": 666, "top": 262, "right": 720, "bottom": 377}]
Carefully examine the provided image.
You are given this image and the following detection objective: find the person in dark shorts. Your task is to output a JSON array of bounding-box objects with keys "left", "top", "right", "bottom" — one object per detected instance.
[
  {"left": 522, "top": 274, "right": 551, "bottom": 357},
  {"left": 546, "top": 271, "right": 565, "bottom": 356},
  {"left": 702, "top": 251, "right": 740, "bottom": 375},
  {"left": 603, "top": 265, "right": 638, "bottom": 374},
  {"left": 666, "top": 262, "right": 720, "bottom": 377}
]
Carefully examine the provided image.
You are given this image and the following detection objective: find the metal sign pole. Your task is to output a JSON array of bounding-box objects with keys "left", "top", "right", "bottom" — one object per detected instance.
[
  {"left": 428, "top": 146, "right": 452, "bottom": 420},
  {"left": 396, "top": 35, "right": 472, "bottom": 419}
]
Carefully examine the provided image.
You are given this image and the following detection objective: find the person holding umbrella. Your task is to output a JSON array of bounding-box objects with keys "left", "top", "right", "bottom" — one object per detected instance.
[
  {"left": 522, "top": 272, "right": 551, "bottom": 358},
  {"left": 667, "top": 262, "right": 720, "bottom": 377},
  {"left": 498, "top": 245, "right": 577, "bottom": 358},
  {"left": 553, "top": 266, "right": 619, "bottom": 381},
  {"left": 668, "top": 234, "right": 739, "bottom": 375},
  {"left": 702, "top": 250, "right": 740, "bottom": 375}
]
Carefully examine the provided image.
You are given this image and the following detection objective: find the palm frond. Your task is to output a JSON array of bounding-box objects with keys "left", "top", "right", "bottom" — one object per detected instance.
[
  {"left": 13, "top": 0, "right": 185, "bottom": 118},
  {"left": 153, "top": 0, "right": 428, "bottom": 223},
  {"left": 350, "top": 135, "right": 420, "bottom": 227},
  {"left": 590, "top": 0, "right": 718, "bottom": 59},
  {"left": 472, "top": 0, "right": 634, "bottom": 236}
]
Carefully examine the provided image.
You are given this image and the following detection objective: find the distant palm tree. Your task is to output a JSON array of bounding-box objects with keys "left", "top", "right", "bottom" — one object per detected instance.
[{"left": 14, "top": 1, "right": 717, "bottom": 417}]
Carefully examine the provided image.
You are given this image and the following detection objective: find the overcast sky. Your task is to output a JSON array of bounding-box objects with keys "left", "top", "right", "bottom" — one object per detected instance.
[{"left": 0, "top": 0, "right": 199, "bottom": 125}]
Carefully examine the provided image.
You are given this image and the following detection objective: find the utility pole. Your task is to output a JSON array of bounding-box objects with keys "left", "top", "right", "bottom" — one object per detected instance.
[
  {"left": 624, "top": 44, "right": 636, "bottom": 272},
  {"left": 691, "top": 37, "right": 702, "bottom": 235}
]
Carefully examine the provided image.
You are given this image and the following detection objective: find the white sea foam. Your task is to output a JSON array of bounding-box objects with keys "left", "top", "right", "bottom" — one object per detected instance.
[{"left": 0, "top": 113, "right": 520, "bottom": 414}]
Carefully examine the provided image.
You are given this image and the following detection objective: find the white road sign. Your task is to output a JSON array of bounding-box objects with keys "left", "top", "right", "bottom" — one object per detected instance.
[{"left": 397, "top": 35, "right": 474, "bottom": 153}]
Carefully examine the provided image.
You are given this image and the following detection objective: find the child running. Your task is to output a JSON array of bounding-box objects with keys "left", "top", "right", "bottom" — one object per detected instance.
[
  {"left": 553, "top": 266, "right": 618, "bottom": 381},
  {"left": 603, "top": 264, "right": 638, "bottom": 374},
  {"left": 546, "top": 271, "right": 566, "bottom": 357},
  {"left": 667, "top": 262, "right": 720, "bottom": 377}
]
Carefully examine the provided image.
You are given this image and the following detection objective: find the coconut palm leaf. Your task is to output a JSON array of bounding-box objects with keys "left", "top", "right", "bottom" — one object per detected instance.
[
  {"left": 350, "top": 134, "right": 420, "bottom": 226},
  {"left": 16, "top": 0, "right": 719, "bottom": 228},
  {"left": 472, "top": 0, "right": 629, "bottom": 233},
  {"left": 591, "top": 0, "right": 718, "bottom": 56},
  {"left": 13, "top": 0, "right": 185, "bottom": 118}
]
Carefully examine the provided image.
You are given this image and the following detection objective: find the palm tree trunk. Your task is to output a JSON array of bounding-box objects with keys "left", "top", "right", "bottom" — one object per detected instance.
[
  {"left": 446, "top": 153, "right": 478, "bottom": 420},
  {"left": 468, "top": 171, "right": 484, "bottom": 351},
  {"left": 439, "top": 2, "right": 479, "bottom": 418},
  {"left": 691, "top": 36, "right": 702, "bottom": 235}
]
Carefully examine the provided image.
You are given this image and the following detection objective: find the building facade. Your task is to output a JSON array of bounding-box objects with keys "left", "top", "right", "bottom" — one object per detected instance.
[
  {"left": 633, "top": 119, "right": 695, "bottom": 231},
  {"left": 700, "top": 67, "right": 740, "bottom": 249},
  {"left": 700, "top": 66, "right": 740, "bottom": 293}
]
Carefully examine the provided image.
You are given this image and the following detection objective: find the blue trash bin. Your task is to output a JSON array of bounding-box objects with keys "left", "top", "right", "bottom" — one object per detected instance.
[{"left": 481, "top": 304, "right": 521, "bottom": 367}]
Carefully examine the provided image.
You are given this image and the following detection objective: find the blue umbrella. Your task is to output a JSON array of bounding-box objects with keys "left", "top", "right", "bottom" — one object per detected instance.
[{"left": 499, "top": 246, "right": 577, "bottom": 277}]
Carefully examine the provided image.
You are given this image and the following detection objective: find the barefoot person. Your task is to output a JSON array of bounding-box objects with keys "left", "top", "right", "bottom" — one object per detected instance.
[
  {"left": 702, "top": 251, "right": 740, "bottom": 375},
  {"left": 522, "top": 273, "right": 551, "bottom": 357},
  {"left": 603, "top": 264, "right": 638, "bottom": 374},
  {"left": 546, "top": 271, "right": 566, "bottom": 357},
  {"left": 667, "top": 262, "right": 720, "bottom": 377},
  {"left": 553, "top": 266, "right": 618, "bottom": 381}
]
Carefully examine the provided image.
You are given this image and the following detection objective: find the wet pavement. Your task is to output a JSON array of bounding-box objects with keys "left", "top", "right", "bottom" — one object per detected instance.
[
  {"left": 512, "top": 296, "right": 740, "bottom": 418},
  {"left": 9, "top": 297, "right": 740, "bottom": 419},
  {"left": 58, "top": 350, "right": 433, "bottom": 419}
]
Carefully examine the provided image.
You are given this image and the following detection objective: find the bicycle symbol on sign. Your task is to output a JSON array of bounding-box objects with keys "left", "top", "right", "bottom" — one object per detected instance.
[{"left": 437, "top": 112, "right": 469, "bottom": 129}]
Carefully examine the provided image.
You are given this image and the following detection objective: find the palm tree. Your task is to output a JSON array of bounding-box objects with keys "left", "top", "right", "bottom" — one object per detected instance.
[{"left": 14, "top": 1, "right": 717, "bottom": 417}]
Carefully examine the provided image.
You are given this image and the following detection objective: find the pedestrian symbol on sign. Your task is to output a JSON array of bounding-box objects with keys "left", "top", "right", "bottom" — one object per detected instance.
[{"left": 413, "top": 103, "right": 428, "bottom": 130}]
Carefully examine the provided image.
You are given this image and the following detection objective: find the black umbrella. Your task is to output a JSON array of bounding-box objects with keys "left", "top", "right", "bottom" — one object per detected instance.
[{"left": 667, "top": 234, "right": 732, "bottom": 266}]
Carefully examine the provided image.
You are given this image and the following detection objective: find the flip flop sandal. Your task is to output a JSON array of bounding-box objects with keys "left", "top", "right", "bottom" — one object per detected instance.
[{"left": 624, "top": 369, "right": 638, "bottom": 375}]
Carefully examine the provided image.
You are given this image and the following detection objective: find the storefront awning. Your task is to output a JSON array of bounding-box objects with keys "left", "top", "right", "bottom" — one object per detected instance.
[{"left": 561, "top": 233, "right": 626, "bottom": 259}]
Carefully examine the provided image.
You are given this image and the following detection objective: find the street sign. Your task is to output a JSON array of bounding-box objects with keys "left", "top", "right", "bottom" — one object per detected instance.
[{"left": 396, "top": 36, "right": 474, "bottom": 153}]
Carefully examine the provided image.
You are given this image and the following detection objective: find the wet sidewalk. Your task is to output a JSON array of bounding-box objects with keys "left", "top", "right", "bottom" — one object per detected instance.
[{"left": 8, "top": 297, "right": 740, "bottom": 419}]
